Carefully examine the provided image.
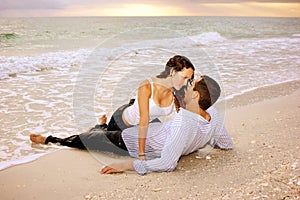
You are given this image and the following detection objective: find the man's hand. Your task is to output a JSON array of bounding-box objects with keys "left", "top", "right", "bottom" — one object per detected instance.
[
  {"left": 100, "top": 161, "right": 134, "bottom": 174},
  {"left": 101, "top": 165, "right": 123, "bottom": 174}
]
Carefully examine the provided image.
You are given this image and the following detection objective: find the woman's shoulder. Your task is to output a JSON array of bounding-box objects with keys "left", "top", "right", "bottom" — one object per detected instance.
[
  {"left": 140, "top": 78, "right": 151, "bottom": 85},
  {"left": 139, "top": 79, "right": 152, "bottom": 90},
  {"left": 137, "top": 79, "right": 152, "bottom": 97}
]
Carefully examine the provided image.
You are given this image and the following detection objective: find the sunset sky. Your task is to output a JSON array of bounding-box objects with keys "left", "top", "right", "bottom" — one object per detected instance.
[{"left": 0, "top": 0, "right": 299, "bottom": 17}]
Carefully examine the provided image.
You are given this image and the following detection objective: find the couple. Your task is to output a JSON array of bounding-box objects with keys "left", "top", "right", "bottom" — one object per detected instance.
[{"left": 30, "top": 55, "right": 233, "bottom": 175}]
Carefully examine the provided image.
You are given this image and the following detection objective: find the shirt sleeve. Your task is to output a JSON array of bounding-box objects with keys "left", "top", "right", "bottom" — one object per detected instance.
[
  {"left": 210, "top": 125, "right": 233, "bottom": 150},
  {"left": 207, "top": 107, "right": 233, "bottom": 150},
  {"left": 133, "top": 124, "right": 188, "bottom": 175}
]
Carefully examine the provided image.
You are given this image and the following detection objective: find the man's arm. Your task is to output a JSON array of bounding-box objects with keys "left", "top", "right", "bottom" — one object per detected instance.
[{"left": 101, "top": 123, "right": 190, "bottom": 175}]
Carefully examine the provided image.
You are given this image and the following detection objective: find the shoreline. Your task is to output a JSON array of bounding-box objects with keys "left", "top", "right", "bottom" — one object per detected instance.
[
  {"left": 225, "top": 79, "right": 300, "bottom": 108},
  {"left": 0, "top": 79, "right": 299, "bottom": 199}
]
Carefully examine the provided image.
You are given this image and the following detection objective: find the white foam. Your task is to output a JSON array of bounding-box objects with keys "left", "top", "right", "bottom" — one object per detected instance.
[
  {"left": 118, "top": 32, "right": 226, "bottom": 51},
  {"left": 189, "top": 32, "right": 227, "bottom": 45},
  {"left": 0, "top": 152, "right": 50, "bottom": 171},
  {"left": 0, "top": 49, "right": 91, "bottom": 80}
]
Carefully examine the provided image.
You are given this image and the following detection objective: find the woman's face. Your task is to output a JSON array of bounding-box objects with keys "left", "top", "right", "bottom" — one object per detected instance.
[{"left": 172, "top": 68, "right": 194, "bottom": 90}]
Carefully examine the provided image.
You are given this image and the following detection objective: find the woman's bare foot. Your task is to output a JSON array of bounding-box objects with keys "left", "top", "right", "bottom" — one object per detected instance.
[
  {"left": 87, "top": 114, "right": 108, "bottom": 132},
  {"left": 30, "top": 134, "right": 47, "bottom": 144},
  {"left": 98, "top": 114, "right": 107, "bottom": 125}
]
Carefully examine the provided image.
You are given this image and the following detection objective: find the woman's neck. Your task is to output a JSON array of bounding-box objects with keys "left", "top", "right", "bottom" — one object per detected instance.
[
  {"left": 152, "top": 76, "right": 173, "bottom": 91},
  {"left": 151, "top": 76, "right": 174, "bottom": 107}
]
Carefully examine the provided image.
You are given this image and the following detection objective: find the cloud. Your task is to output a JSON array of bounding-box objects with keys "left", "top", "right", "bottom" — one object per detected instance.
[
  {"left": 2, "top": 0, "right": 299, "bottom": 11},
  {"left": 0, "top": 0, "right": 299, "bottom": 17},
  {"left": 173, "top": 0, "right": 300, "bottom": 2},
  {"left": 1, "top": 0, "right": 299, "bottom": 10},
  {"left": 0, "top": 0, "right": 66, "bottom": 10}
]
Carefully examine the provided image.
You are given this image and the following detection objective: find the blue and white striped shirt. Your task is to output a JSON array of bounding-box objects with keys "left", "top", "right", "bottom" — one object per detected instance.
[{"left": 122, "top": 107, "right": 233, "bottom": 175}]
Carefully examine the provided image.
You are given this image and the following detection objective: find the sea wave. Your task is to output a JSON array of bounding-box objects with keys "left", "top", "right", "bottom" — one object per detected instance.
[
  {"left": 0, "top": 49, "right": 91, "bottom": 80},
  {"left": 0, "top": 32, "right": 227, "bottom": 80},
  {"left": 0, "top": 148, "right": 62, "bottom": 171},
  {"left": 0, "top": 152, "right": 48, "bottom": 171},
  {"left": 189, "top": 32, "right": 227, "bottom": 45},
  {"left": 119, "top": 31, "right": 227, "bottom": 50},
  {"left": 0, "top": 33, "right": 18, "bottom": 40}
]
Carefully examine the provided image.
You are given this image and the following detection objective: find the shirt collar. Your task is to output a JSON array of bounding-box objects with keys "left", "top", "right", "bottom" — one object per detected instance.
[{"left": 179, "top": 108, "right": 210, "bottom": 124}]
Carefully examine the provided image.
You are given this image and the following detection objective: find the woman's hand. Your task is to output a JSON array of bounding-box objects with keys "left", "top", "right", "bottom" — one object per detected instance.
[{"left": 138, "top": 155, "right": 146, "bottom": 160}]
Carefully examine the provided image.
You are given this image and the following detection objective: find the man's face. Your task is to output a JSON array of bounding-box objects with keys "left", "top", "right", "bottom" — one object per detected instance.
[{"left": 183, "top": 78, "right": 200, "bottom": 105}]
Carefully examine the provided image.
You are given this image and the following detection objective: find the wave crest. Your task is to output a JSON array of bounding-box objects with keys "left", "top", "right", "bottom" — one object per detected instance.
[
  {"left": 0, "top": 33, "right": 17, "bottom": 40},
  {"left": 189, "top": 32, "right": 227, "bottom": 45},
  {"left": 0, "top": 49, "right": 91, "bottom": 80}
]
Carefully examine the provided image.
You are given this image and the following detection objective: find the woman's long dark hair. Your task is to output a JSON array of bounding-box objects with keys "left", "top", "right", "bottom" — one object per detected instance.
[
  {"left": 157, "top": 55, "right": 195, "bottom": 79},
  {"left": 157, "top": 55, "right": 195, "bottom": 111}
]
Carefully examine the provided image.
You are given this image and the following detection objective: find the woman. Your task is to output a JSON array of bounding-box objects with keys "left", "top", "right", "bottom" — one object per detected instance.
[
  {"left": 30, "top": 55, "right": 195, "bottom": 159},
  {"left": 104, "top": 55, "right": 194, "bottom": 159}
]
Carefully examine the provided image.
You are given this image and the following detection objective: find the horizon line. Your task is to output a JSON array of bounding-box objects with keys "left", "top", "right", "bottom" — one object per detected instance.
[{"left": 1, "top": 15, "right": 299, "bottom": 18}]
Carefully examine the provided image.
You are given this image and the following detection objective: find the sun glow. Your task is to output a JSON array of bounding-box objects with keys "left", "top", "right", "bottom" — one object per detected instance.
[
  {"left": 63, "top": 2, "right": 300, "bottom": 17},
  {"left": 2, "top": 1, "right": 298, "bottom": 17},
  {"left": 101, "top": 4, "right": 184, "bottom": 16},
  {"left": 197, "top": 2, "right": 300, "bottom": 17}
]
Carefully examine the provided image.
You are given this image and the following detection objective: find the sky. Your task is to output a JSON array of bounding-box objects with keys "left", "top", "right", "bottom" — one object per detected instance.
[{"left": 0, "top": 0, "right": 299, "bottom": 17}]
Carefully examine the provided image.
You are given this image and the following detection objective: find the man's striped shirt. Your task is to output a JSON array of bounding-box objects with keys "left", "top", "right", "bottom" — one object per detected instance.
[{"left": 122, "top": 107, "right": 233, "bottom": 175}]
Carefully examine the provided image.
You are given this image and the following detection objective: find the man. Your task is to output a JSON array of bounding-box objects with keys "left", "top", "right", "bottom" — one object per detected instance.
[
  {"left": 30, "top": 75, "right": 233, "bottom": 175},
  {"left": 101, "top": 75, "right": 233, "bottom": 175}
]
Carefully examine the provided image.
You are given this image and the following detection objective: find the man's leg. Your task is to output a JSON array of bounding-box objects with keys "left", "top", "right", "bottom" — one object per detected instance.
[
  {"left": 30, "top": 130, "right": 128, "bottom": 155},
  {"left": 79, "top": 128, "right": 128, "bottom": 155},
  {"left": 30, "top": 115, "right": 129, "bottom": 155},
  {"left": 30, "top": 115, "right": 108, "bottom": 149},
  {"left": 30, "top": 133, "right": 87, "bottom": 149},
  {"left": 47, "top": 134, "right": 86, "bottom": 149}
]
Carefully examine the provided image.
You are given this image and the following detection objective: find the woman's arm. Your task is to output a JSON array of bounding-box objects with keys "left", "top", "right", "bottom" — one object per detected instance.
[{"left": 137, "top": 80, "right": 151, "bottom": 159}]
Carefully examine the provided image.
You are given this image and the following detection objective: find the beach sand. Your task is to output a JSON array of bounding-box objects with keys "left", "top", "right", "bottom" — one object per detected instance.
[{"left": 0, "top": 81, "right": 299, "bottom": 200}]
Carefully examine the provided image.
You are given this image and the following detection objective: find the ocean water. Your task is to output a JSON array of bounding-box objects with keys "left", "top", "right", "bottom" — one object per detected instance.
[{"left": 0, "top": 16, "right": 300, "bottom": 170}]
